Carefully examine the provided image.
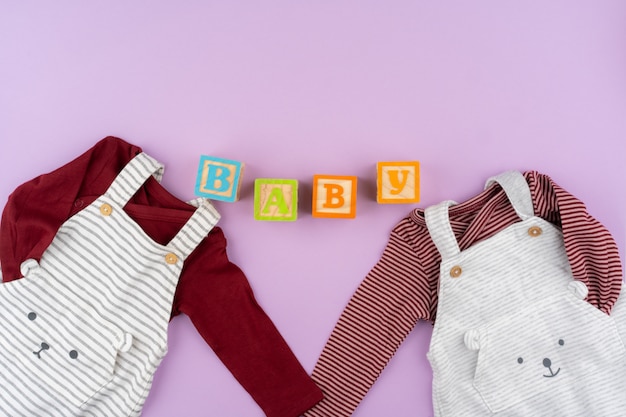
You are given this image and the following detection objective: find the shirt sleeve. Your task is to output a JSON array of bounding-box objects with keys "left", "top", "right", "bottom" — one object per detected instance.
[
  {"left": 175, "top": 227, "right": 323, "bottom": 417},
  {"left": 527, "top": 171, "right": 623, "bottom": 314},
  {"left": 303, "top": 221, "right": 433, "bottom": 417}
]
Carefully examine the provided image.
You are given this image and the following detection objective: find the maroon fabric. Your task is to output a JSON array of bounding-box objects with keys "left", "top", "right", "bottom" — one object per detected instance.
[{"left": 0, "top": 136, "right": 322, "bottom": 417}]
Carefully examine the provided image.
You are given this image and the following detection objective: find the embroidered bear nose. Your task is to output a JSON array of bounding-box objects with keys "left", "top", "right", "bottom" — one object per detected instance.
[
  {"left": 543, "top": 358, "right": 552, "bottom": 368},
  {"left": 33, "top": 342, "right": 50, "bottom": 359}
]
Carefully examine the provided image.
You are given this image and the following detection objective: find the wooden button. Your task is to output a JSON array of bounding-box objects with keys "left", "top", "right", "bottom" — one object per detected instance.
[
  {"left": 165, "top": 253, "right": 178, "bottom": 265},
  {"left": 100, "top": 203, "right": 113, "bottom": 216},
  {"left": 528, "top": 226, "right": 542, "bottom": 237},
  {"left": 450, "top": 265, "right": 462, "bottom": 278}
]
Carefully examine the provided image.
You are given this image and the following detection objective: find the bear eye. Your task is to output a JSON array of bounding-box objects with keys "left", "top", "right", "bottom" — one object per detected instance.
[
  {"left": 517, "top": 357, "right": 524, "bottom": 364},
  {"left": 69, "top": 350, "right": 79, "bottom": 359},
  {"left": 28, "top": 312, "right": 37, "bottom": 321},
  {"left": 558, "top": 339, "right": 564, "bottom": 346}
]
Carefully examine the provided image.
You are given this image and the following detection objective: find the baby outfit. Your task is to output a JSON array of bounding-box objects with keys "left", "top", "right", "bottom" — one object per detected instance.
[
  {"left": 0, "top": 137, "right": 322, "bottom": 417},
  {"left": 304, "top": 170, "right": 624, "bottom": 416},
  {"left": 0, "top": 152, "right": 220, "bottom": 416},
  {"left": 425, "top": 171, "right": 626, "bottom": 415}
]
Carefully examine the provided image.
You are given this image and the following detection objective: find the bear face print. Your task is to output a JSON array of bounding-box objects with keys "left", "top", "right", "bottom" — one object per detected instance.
[
  {"left": 508, "top": 337, "right": 565, "bottom": 379},
  {"left": 27, "top": 311, "right": 80, "bottom": 361},
  {"left": 0, "top": 307, "right": 125, "bottom": 408},
  {"left": 0, "top": 259, "right": 133, "bottom": 409},
  {"left": 537, "top": 338, "right": 564, "bottom": 378},
  {"left": 463, "top": 281, "right": 626, "bottom": 413}
]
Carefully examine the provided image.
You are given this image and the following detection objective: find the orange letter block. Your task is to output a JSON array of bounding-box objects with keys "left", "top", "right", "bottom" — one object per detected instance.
[
  {"left": 376, "top": 161, "right": 420, "bottom": 204},
  {"left": 312, "top": 175, "right": 357, "bottom": 218}
]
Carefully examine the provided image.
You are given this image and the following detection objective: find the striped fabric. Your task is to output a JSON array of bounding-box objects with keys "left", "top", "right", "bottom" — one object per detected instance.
[
  {"left": 0, "top": 153, "right": 220, "bottom": 416},
  {"left": 304, "top": 170, "right": 623, "bottom": 417}
]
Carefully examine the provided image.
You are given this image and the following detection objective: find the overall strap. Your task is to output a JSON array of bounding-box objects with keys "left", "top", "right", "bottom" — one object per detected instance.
[
  {"left": 104, "top": 152, "right": 164, "bottom": 206},
  {"left": 425, "top": 200, "right": 460, "bottom": 259},
  {"left": 484, "top": 170, "right": 534, "bottom": 220},
  {"left": 167, "top": 199, "right": 221, "bottom": 261}
]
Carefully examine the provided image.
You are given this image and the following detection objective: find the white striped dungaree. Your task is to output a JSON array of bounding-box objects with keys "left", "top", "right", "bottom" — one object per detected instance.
[
  {"left": 426, "top": 171, "right": 626, "bottom": 416},
  {"left": 0, "top": 153, "right": 220, "bottom": 416}
]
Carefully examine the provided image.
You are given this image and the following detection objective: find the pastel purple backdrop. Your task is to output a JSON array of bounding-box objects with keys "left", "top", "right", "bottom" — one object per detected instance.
[{"left": 1, "top": 2, "right": 624, "bottom": 416}]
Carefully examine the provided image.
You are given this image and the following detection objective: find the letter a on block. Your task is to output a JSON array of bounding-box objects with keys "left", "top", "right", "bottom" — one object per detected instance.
[
  {"left": 254, "top": 179, "right": 298, "bottom": 221},
  {"left": 195, "top": 155, "right": 245, "bottom": 202},
  {"left": 376, "top": 161, "right": 420, "bottom": 204},
  {"left": 312, "top": 175, "right": 357, "bottom": 218}
]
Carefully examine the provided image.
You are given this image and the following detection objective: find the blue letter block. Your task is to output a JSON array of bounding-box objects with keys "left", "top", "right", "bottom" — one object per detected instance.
[{"left": 195, "top": 155, "right": 244, "bottom": 202}]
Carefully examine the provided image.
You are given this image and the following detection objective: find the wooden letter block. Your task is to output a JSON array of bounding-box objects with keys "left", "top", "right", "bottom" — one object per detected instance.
[
  {"left": 377, "top": 161, "right": 420, "bottom": 204},
  {"left": 312, "top": 175, "right": 357, "bottom": 218},
  {"left": 254, "top": 179, "right": 298, "bottom": 221},
  {"left": 195, "top": 155, "right": 244, "bottom": 202}
]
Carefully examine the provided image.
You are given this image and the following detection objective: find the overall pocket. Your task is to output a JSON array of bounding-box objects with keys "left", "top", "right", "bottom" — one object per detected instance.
[{"left": 463, "top": 281, "right": 626, "bottom": 413}]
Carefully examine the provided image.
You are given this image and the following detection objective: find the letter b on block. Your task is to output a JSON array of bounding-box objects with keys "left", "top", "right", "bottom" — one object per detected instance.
[
  {"left": 377, "top": 161, "right": 420, "bottom": 204},
  {"left": 312, "top": 175, "right": 358, "bottom": 218},
  {"left": 254, "top": 179, "right": 298, "bottom": 221},
  {"left": 195, "top": 156, "right": 244, "bottom": 202}
]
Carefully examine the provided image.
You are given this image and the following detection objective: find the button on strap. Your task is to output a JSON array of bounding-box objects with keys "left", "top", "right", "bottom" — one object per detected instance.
[
  {"left": 100, "top": 203, "right": 113, "bottom": 216},
  {"left": 450, "top": 265, "right": 463, "bottom": 278},
  {"left": 164, "top": 253, "right": 178, "bottom": 265}
]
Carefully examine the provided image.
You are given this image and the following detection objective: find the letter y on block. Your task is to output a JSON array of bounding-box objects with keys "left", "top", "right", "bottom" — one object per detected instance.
[{"left": 376, "top": 161, "right": 420, "bottom": 204}]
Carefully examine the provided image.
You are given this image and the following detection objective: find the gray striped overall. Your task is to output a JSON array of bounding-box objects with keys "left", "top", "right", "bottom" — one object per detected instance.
[
  {"left": 0, "top": 153, "right": 220, "bottom": 416},
  {"left": 426, "top": 171, "right": 626, "bottom": 416}
]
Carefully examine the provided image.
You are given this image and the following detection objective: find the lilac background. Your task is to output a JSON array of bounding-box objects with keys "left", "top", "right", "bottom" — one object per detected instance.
[{"left": 1, "top": 2, "right": 625, "bottom": 416}]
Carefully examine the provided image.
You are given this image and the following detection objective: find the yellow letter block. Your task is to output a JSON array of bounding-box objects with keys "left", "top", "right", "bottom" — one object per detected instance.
[
  {"left": 254, "top": 179, "right": 298, "bottom": 221},
  {"left": 312, "top": 175, "right": 357, "bottom": 218},
  {"left": 377, "top": 161, "right": 420, "bottom": 204}
]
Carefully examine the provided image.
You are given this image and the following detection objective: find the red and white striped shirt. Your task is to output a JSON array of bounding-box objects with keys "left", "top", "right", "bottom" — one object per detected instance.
[{"left": 304, "top": 171, "right": 623, "bottom": 417}]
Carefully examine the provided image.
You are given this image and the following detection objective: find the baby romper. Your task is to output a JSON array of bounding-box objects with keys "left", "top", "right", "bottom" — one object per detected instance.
[
  {"left": 426, "top": 171, "right": 626, "bottom": 416},
  {"left": 0, "top": 152, "right": 220, "bottom": 416},
  {"left": 304, "top": 169, "right": 623, "bottom": 417},
  {"left": 0, "top": 137, "right": 323, "bottom": 417}
]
